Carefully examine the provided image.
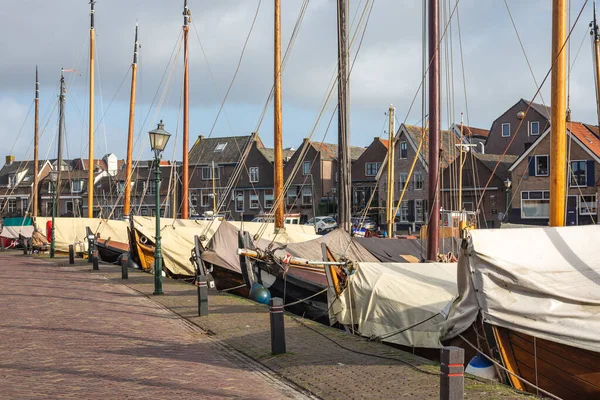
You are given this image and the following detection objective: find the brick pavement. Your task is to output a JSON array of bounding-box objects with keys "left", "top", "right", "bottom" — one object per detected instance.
[{"left": 0, "top": 251, "right": 311, "bottom": 399}]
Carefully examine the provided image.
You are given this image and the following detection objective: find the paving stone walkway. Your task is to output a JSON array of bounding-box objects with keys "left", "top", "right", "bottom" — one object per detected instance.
[{"left": 0, "top": 252, "right": 311, "bottom": 399}]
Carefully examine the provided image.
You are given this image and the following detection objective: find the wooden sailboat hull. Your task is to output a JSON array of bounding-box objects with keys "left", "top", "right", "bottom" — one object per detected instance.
[
  {"left": 0, "top": 236, "right": 18, "bottom": 249},
  {"left": 208, "top": 264, "right": 249, "bottom": 297},
  {"left": 130, "top": 228, "right": 155, "bottom": 271},
  {"left": 96, "top": 238, "right": 128, "bottom": 264},
  {"left": 493, "top": 326, "right": 600, "bottom": 400}
]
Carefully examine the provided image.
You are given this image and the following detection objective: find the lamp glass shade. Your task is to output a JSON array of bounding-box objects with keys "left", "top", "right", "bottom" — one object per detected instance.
[
  {"left": 149, "top": 120, "right": 171, "bottom": 152},
  {"left": 504, "top": 178, "right": 512, "bottom": 189},
  {"left": 49, "top": 171, "right": 59, "bottom": 183}
]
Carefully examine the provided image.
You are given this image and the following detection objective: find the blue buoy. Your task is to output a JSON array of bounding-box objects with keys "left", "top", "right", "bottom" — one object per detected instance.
[
  {"left": 465, "top": 354, "right": 498, "bottom": 381},
  {"left": 249, "top": 283, "right": 272, "bottom": 305}
]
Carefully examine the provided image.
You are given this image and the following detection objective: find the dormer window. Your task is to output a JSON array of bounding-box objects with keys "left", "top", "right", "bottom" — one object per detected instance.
[
  {"left": 71, "top": 180, "right": 84, "bottom": 193},
  {"left": 214, "top": 143, "right": 227, "bottom": 152},
  {"left": 8, "top": 175, "right": 17, "bottom": 187}
]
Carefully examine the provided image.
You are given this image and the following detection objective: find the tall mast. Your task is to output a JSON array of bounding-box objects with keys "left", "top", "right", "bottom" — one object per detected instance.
[
  {"left": 426, "top": 0, "right": 440, "bottom": 261},
  {"left": 33, "top": 67, "right": 40, "bottom": 217},
  {"left": 182, "top": 0, "right": 190, "bottom": 219},
  {"left": 57, "top": 72, "right": 66, "bottom": 209},
  {"left": 337, "top": 0, "right": 351, "bottom": 233},
  {"left": 591, "top": 1, "right": 600, "bottom": 128},
  {"left": 87, "top": 0, "right": 95, "bottom": 218},
  {"left": 123, "top": 23, "right": 139, "bottom": 221},
  {"left": 550, "top": 0, "right": 567, "bottom": 227},
  {"left": 274, "top": 0, "right": 284, "bottom": 230},
  {"left": 386, "top": 105, "right": 395, "bottom": 237}
]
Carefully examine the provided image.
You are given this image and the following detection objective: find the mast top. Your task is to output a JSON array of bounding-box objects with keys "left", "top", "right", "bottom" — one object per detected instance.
[
  {"left": 90, "top": 0, "right": 95, "bottom": 30},
  {"left": 592, "top": 0, "right": 599, "bottom": 40},
  {"left": 133, "top": 23, "right": 139, "bottom": 65},
  {"left": 183, "top": 0, "right": 190, "bottom": 27}
]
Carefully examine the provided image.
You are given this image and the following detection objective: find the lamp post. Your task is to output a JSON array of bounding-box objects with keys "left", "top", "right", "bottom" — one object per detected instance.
[
  {"left": 49, "top": 171, "right": 59, "bottom": 258},
  {"left": 148, "top": 120, "right": 171, "bottom": 295},
  {"left": 504, "top": 177, "right": 512, "bottom": 222}
]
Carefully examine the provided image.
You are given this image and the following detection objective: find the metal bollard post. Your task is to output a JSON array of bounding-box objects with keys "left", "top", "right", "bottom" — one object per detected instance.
[
  {"left": 92, "top": 250, "right": 99, "bottom": 271},
  {"left": 269, "top": 297, "right": 286, "bottom": 355},
  {"left": 1, "top": 239, "right": 5, "bottom": 252},
  {"left": 197, "top": 275, "right": 209, "bottom": 316},
  {"left": 121, "top": 254, "right": 129, "bottom": 279},
  {"left": 69, "top": 245, "right": 75, "bottom": 264},
  {"left": 440, "top": 346, "right": 464, "bottom": 400}
]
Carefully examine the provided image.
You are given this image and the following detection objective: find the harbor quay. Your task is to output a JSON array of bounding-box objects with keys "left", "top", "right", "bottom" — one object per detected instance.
[{"left": 0, "top": 250, "right": 534, "bottom": 399}]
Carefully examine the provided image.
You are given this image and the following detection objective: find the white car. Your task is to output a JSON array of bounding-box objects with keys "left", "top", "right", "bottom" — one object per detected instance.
[{"left": 306, "top": 216, "right": 338, "bottom": 233}]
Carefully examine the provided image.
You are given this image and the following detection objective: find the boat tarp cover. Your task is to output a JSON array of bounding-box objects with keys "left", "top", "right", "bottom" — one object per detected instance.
[
  {"left": 201, "top": 221, "right": 319, "bottom": 274},
  {"left": 330, "top": 262, "right": 458, "bottom": 348},
  {"left": 3, "top": 217, "right": 33, "bottom": 226},
  {"left": 355, "top": 237, "right": 460, "bottom": 262},
  {"left": 34, "top": 217, "right": 128, "bottom": 253},
  {"left": 441, "top": 225, "right": 600, "bottom": 353},
  {"left": 0, "top": 225, "right": 34, "bottom": 239}
]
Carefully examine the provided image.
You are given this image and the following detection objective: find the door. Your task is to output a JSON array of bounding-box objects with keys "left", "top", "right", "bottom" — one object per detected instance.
[{"left": 566, "top": 195, "right": 577, "bottom": 226}]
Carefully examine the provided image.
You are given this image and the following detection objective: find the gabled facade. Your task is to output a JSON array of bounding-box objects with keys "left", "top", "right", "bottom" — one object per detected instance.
[
  {"left": 0, "top": 157, "right": 51, "bottom": 217},
  {"left": 507, "top": 121, "right": 600, "bottom": 225},
  {"left": 485, "top": 98, "right": 551, "bottom": 155},
  {"left": 350, "top": 137, "right": 387, "bottom": 221}
]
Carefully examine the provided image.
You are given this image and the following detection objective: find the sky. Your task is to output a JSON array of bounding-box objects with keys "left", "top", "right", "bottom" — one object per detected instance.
[{"left": 0, "top": 0, "right": 598, "bottom": 164}]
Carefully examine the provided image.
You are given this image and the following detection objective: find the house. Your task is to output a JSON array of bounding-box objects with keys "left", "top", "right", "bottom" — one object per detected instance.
[
  {"left": 507, "top": 121, "right": 599, "bottom": 225},
  {"left": 283, "top": 139, "right": 365, "bottom": 222},
  {"left": 0, "top": 156, "right": 51, "bottom": 217},
  {"left": 450, "top": 124, "right": 489, "bottom": 153},
  {"left": 350, "top": 137, "right": 388, "bottom": 222},
  {"left": 485, "top": 98, "right": 551, "bottom": 155},
  {"left": 441, "top": 153, "right": 518, "bottom": 229},
  {"left": 379, "top": 124, "right": 459, "bottom": 233}
]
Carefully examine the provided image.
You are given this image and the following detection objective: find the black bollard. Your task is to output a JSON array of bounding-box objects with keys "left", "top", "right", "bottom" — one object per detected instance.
[
  {"left": 92, "top": 250, "right": 99, "bottom": 271},
  {"left": 269, "top": 297, "right": 286, "bottom": 355},
  {"left": 440, "top": 346, "right": 464, "bottom": 400},
  {"left": 121, "top": 254, "right": 129, "bottom": 279},
  {"left": 69, "top": 245, "right": 75, "bottom": 264},
  {"left": 197, "top": 275, "right": 209, "bottom": 316},
  {"left": 1, "top": 239, "right": 5, "bottom": 252}
]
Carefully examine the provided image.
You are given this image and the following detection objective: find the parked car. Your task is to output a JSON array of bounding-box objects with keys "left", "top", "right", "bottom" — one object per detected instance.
[
  {"left": 305, "top": 216, "right": 338, "bottom": 233},
  {"left": 351, "top": 216, "right": 377, "bottom": 231},
  {"left": 251, "top": 213, "right": 301, "bottom": 225}
]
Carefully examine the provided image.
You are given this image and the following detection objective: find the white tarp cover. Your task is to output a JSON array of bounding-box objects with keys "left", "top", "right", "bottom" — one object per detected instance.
[
  {"left": 34, "top": 217, "right": 128, "bottom": 253},
  {"left": 331, "top": 262, "right": 458, "bottom": 349},
  {"left": 441, "top": 225, "right": 600, "bottom": 353},
  {"left": 201, "top": 221, "right": 318, "bottom": 274},
  {"left": 0, "top": 225, "right": 34, "bottom": 239}
]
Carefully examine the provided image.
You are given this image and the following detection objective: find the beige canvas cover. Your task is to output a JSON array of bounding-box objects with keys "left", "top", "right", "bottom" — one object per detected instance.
[
  {"left": 441, "top": 225, "right": 600, "bottom": 353},
  {"left": 34, "top": 217, "right": 128, "bottom": 253},
  {"left": 330, "top": 262, "right": 458, "bottom": 349},
  {"left": 1, "top": 225, "right": 35, "bottom": 239}
]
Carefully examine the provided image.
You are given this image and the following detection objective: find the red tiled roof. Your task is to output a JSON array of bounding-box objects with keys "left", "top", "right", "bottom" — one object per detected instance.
[
  {"left": 463, "top": 125, "right": 489, "bottom": 138},
  {"left": 569, "top": 121, "right": 600, "bottom": 159},
  {"left": 379, "top": 139, "right": 389, "bottom": 149}
]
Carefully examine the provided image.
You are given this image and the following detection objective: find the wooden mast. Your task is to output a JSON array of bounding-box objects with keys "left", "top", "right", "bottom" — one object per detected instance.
[
  {"left": 123, "top": 23, "right": 139, "bottom": 221},
  {"left": 182, "top": 0, "right": 190, "bottom": 219},
  {"left": 549, "top": 0, "right": 567, "bottom": 227},
  {"left": 274, "top": 0, "right": 284, "bottom": 230},
  {"left": 87, "top": 0, "right": 95, "bottom": 218},
  {"left": 32, "top": 67, "right": 39, "bottom": 217},
  {"left": 591, "top": 1, "right": 600, "bottom": 128},
  {"left": 57, "top": 72, "right": 66, "bottom": 210},
  {"left": 337, "top": 0, "right": 351, "bottom": 233},
  {"left": 426, "top": 0, "right": 440, "bottom": 261},
  {"left": 386, "top": 105, "right": 395, "bottom": 237}
]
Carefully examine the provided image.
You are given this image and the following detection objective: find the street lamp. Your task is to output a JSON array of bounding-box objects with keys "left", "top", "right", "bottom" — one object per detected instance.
[
  {"left": 148, "top": 120, "right": 171, "bottom": 295},
  {"left": 504, "top": 177, "right": 512, "bottom": 222},
  {"left": 49, "top": 170, "right": 59, "bottom": 258}
]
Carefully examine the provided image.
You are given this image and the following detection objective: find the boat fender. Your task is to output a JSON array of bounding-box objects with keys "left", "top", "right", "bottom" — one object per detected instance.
[
  {"left": 465, "top": 354, "right": 498, "bottom": 381},
  {"left": 249, "top": 283, "right": 271, "bottom": 305}
]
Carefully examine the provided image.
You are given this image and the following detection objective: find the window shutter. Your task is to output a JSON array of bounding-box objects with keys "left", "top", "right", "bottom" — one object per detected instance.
[
  {"left": 528, "top": 156, "right": 535, "bottom": 176},
  {"left": 422, "top": 199, "right": 429, "bottom": 222},
  {"left": 408, "top": 200, "right": 415, "bottom": 222},
  {"left": 587, "top": 160, "right": 595, "bottom": 187}
]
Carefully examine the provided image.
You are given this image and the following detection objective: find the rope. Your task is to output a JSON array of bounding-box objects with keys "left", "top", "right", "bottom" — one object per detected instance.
[
  {"left": 283, "top": 288, "right": 327, "bottom": 308},
  {"left": 221, "top": 283, "right": 247, "bottom": 293}
]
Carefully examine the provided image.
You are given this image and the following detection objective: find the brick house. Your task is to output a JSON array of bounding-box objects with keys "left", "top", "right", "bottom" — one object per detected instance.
[
  {"left": 485, "top": 98, "right": 551, "bottom": 156},
  {"left": 0, "top": 157, "right": 51, "bottom": 217},
  {"left": 350, "top": 137, "right": 388, "bottom": 223},
  {"left": 450, "top": 123, "right": 489, "bottom": 153},
  {"left": 378, "top": 124, "right": 461, "bottom": 233},
  {"left": 507, "top": 121, "right": 599, "bottom": 225}
]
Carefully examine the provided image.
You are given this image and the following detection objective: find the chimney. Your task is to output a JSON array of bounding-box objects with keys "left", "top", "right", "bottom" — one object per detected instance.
[{"left": 5, "top": 155, "right": 15, "bottom": 166}]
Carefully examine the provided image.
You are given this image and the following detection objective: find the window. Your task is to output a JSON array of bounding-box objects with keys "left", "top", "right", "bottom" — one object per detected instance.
[
  {"left": 201, "top": 190, "right": 213, "bottom": 207},
  {"left": 8, "top": 199, "right": 17, "bottom": 213},
  {"left": 287, "top": 190, "right": 296, "bottom": 206},
  {"left": 202, "top": 166, "right": 220, "bottom": 180},
  {"left": 521, "top": 191, "right": 550, "bottom": 219},
  {"left": 264, "top": 189, "right": 274, "bottom": 208},
  {"left": 249, "top": 167, "right": 259, "bottom": 183},
  {"left": 48, "top": 182, "right": 56, "bottom": 194},
  {"left": 365, "top": 162, "right": 381, "bottom": 176},
  {"left": 146, "top": 180, "right": 157, "bottom": 195},
  {"left": 530, "top": 121, "right": 540, "bottom": 136},
  {"left": 214, "top": 143, "right": 227, "bottom": 152},
  {"left": 302, "top": 186, "right": 313, "bottom": 205},
  {"left": 72, "top": 180, "right": 84, "bottom": 193},
  {"left": 22, "top": 198, "right": 28, "bottom": 213},
  {"left": 535, "top": 155, "right": 549, "bottom": 176},
  {"left": 8, "top": 175, "right": 17, "bottom": 187},
  {"left": 400, "top": 142, "right": 408, "bottom": 159},
  {"left": 414, "top": 172, "right": 424, "bottom": 190},
  {"left": 502, "top": 123, "right": 510, "bottom": 137},
  {"left": 116, "top": 181, "right": 125, "bottom": 195},
  {"left": 45, "top": 202, "right": 52, "bottom": 216},
  {"left": 66, "top": 201, "right": 73, "bottom": 214},
  {"left": 191, "top": 194, "right": 198, "bottom": 208},
  {"left": 303, "top": 161, "right": 311, "bottom": 175},
  {"left": 415, "top": 200, "right": 424, "bottom": 222},
  {"left": 570, "top": 160, "right": 587, "bottom": 187},
  {"left": 249, "top": 193, "right": 260, "bottom": 209},
  {"left": 398, "top": 201, "right": 409, "bottom": 222},
  {"left": 579, "top": 195, "right": 597, "bottom": 215},
  {"left": 235, "top": 190, "right": 244, "bottom": 212},
  {"left": 398, "top": 173, "right": 408, "bottom": 190}
]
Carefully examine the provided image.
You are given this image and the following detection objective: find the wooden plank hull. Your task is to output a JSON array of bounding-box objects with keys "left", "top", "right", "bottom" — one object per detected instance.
[
  {"left": 209, "top": 264, "right": 249, "bottom": 297},
  {"left": 96, "top": 239, "right": 128, "bottom": 264},
  {"left": 493, "top": 326, "right": 600, "bottom": 399},
  {"left": 132, "top": 229, "right": 155, "bottom": 271}
]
